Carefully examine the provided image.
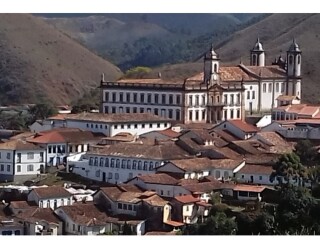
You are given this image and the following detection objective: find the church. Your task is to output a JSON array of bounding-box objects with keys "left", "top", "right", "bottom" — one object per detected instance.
[{"left": 100, "top": 39, "right": 302, "bottom": 124}]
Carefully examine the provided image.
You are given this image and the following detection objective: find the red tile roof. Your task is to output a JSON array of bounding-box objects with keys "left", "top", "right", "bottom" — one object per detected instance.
[
  {"left": 158, "top": 129, "right": 181, "bottom": 138},
  {"left": 233, "top": 185, "right": 266, "bottom": 193},
  {"left": 0, "top": 139, "right": 42, "bottom": 150},
  {"left": 174, "top": 195, "right": 199, "bottom": 204},
  {"left": 137, "top": 173, "right": 180, "bottom": 185},
  {"left": 238, "top": 164, "right": 273, "bottom": 175},
  {"left": 31, "top": 186, "right": 72, "bottom": 199},
  {"left": 229, "top": 120, "right": 259, "bottom": 133}
]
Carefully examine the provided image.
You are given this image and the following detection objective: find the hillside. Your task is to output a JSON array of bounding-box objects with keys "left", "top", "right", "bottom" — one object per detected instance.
[
  {"left": 151, "top": 14, "right": 320, "bottom": 104},
  {"left": 0, "top": 14, "right": 122, "bottom": 105},
  {"left": 42, "top": 14, "right": 263, "bottom": 70}
]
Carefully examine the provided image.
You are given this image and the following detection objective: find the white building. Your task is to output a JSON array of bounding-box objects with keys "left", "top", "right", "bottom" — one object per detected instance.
[
  {"left": 100, "top": 39, "right": 302, "bottom": 123},
  {"left": 27, "top": 186, "right": 73, "bottom": 210},
  {"left": 0, "top": 139, "right": 46, "bottom": 182}
]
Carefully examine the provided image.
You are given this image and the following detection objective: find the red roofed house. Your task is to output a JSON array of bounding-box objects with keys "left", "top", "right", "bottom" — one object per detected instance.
[{"left": 212, "top": 119, "right": 259, "bottom": 139}]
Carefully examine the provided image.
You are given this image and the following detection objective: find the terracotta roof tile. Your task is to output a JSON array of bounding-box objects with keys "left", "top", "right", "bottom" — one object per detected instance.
[
  {"left": 65, "top": 112, "right": 171, "bottom": 123},
  {"left": 142, "top": 194, "right": 168, "bottom": 207},
  {"left": 116, "top": 78, "right": 184, "bottom": 85},
  {"left": 228, "top": 120, "right": 259, "bottom": 133},
  {"left": 158, "top": 129, "right": 181, "bottom": 138},
  {"left": 99, "top": 186, "right": 124, "bottom": 202},
  {"left": 276, "top": 95, "right": 299, "bottom": 101},
  {"left": 182, "top": 182, "right": 222, "bottom": 193},
  {"left": 31, "top": 186, "right": 72, "bottom": 199},
  {"left": 238, "top": 164, "right": 273, "bottom": 175},
  {"left": 174, "top": 195, "right": 199, "bottom": 204},
  {"left": 17, "top": 208, "right": 61, "bottom": 224},
  {"left": 0, "top": 139, "right": 42, "bottom": 151},
  {"left": 233, "top": 185, "right": 266, "bottom": 193},
  {"left": 136, "top": 173, "right": 180, "bottom": 185}
]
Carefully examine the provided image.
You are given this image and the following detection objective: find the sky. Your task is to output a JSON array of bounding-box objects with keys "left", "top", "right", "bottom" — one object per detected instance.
[{"left": 0, "top": 0, "right": 318, "bottom": 13}]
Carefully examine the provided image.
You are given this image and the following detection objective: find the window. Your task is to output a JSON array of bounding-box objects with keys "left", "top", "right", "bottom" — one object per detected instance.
[
  {"left": 89, "top": 157, "right": 93, "bottom": 165},
  {"left": 126, "top": 93, "right": 130, "bottom": 102},
  {"left": 112, "top": 92, "right": 116, "bottom": 102},
  {"left": 275, "top": 83, "right": 279, "bottom": 92},
  {"left": 176, "top": 109, "right": 180, "bottom": 121},
  {"left": 168, "top": 109, "right": 173, "bottom": 119},
  {"left": 230, "top": 110, "right": 234, "bottom": 119},
  {"left": 154, "top": 108, "right": 159, "bottom": 116},
  {"left": 252, "top": 55, "right": 257, "bottom": 66},
  {"left": 169, "top": 94, "right": 173, "bottom": 104},
  {"left": 224, "top": 95, "right": 227, "bottom": 104},
  {"left": 142, "top": 124, "right": 145, "bottom": 128},
  {"left": 108, "top": 172, "right": 113, "bottom": 179},
  {"left": 121, "top": 124, "right": 124, "bottom": 129},
  {"left": 128, "top": 205, "right": 133, "bottom": 211},
  {"left": 127, "top": 124, "right": 131, "bottom": 129},
  {"left": 104, "top": 106, "right": 108, "bottom": 114},
  {"left": 252, "top": 91, "right": 255, "bottom": 99},
  {"left": 140, "top": 93, "right": 145, "bottom": 103},
  {"left": 143, "top": 161, "right": 148, "bottom": 171},
  {"left": 195, "top": 95, "right": 199, "bottom": 106},
  {"left": 126, "top": 107, "right": 130, "bottom": 113},
  {"left": 116, "top": 159, "right": 120, "bottom": 168},
  {"left": 127, "top": 160, "right": 131, "bottom": 169},
  {"left": 114, "top": 124, "right": 118, "bottom": 129},
  {"left": 112, "top": 107, "right": 116, "bottom": 113},
  {"left": 121, "top": 159, "right": 126, "bottom": 169},
  {"left": 123, "top": 204, "right": 128, "bottom": 210},
  {"left": 268, "top": 83, "right": 272, "bottom": 93},
  {"left": 157, "top": 123, "right": 160, "bottom": 128},
  {"left": 298, "top": 55, "right": 301, "bottom": 64},
  {"left": 105, "top": 158, "right": 109, "bottom": 167},
  {"left": 162, "top": 94, "right": 166, "bottom": 104},
  {"left": 147, "top": 94, "right": 152, "bottom": 103},
  {"left": 247, "top": 91, "right": 250, "bottom": 100},
  {"left": 118, "top": 203, "right": 123, "bottom": 209},
  {"left": 17, "top": 165, "right": 21, "bottom": 172},
  {"left": 133, "top": 205, "right": 137, "bottom": 211},
  {"left": 7, "top": 165, "right": 10, "bottom": 172},
  {"left": 259, "top": 176, "right": 263, "bottom": 180},
  {"left": 195, "top": 110, "right": 199, "bottom": 120},
  {"left": 115, "top": 173, "right": 119, "bottom": 180},
  {"left": 6, "top": 152, "right": 10, "bottom": 159},
  {"left": 202, "top": 95, "right": 206, "bottom": 106},
  {"left": 99, "top": 158, "right": 104, "bottom": 167},
  {"left": 94, "top": 157, "right": 98, "bottom": 166},
  {"left": 27, "top": 165, "right": 34, "bottom": 172},
  {"left": 237, "top": 93, "right": 240, "bottom": 104},
  {"left": 176, "top": 95, "right": 181, "bottom": 105},
  {"left": 164, "top": 123, "right": 168, "bottom": 127},
  {"left": 104, "top": 92, "right": 109, "bottom": 102},
  {"left": 189, "top": 95, "right": 193, "bottom": 106},
  {"left": 95, "top": 170, "right": 100, "bottom": 177},
  {"left": 129, "top": 172, "right": 133, "bottom": 179},
  {"left": 140, "top": 108, "right": 144, "bottom": 113},
  {"left": 133, "top": 93, "right": 137, "bottom": 103},
  {"left": 289, "top": 55, "right": 293, "bottom": 65},
  {"left": 138, "top": 161, "right": 142, "bottom": 170},
  {"left": 14, "top": 230, "right": 21, "bottom": 235},
  {"left": 202, "top": 110, "right": 206, "bottom": 120},
  {"left": 149, "top": 123, "right": 153, "bottom": 128},
  {"left": 224, "top": 110, "right": 227, "bottom": 120},
  {"left": 215, "top": 171, "right": 221, "bottom": 179},
  {"left": 149, "top": 162, "right": 154, "bottom": 171},
  {"left": 111, "top": 158, "right": 115, "bottom": 168},
  {"left": 17, "top": 153, "right": 21, "bottom": 163},
  {"left": 230, "top": 94, "right": 234, "bottom": 104},
  {"left": 237, "top": 109, "right": 240, "bottom": 119},
  {"left": 154, "top": 94, "right": 159, "bottom": 104},
  {"left": 132, "top": 160, "right": 137, "bottom": 170},
  {"left": 263, "top": 83, "right": 266, "bottom": 93},
  {"left": 281, "top": 82, "right": 285, "bottom": 93},
  {"left": 189, "top": 110, "right": 193, "bottom": 121},
  {"left": 119, "top": 92, "right": 123, "bottom": 102}
]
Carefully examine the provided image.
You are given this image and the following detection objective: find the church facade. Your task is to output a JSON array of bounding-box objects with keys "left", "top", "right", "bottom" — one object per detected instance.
[{"left": 100, "top": 39, "right": 302, "bottom": 124}]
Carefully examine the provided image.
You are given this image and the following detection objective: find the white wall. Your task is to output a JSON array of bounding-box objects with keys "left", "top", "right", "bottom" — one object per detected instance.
[
  {"left": 15, "top": 150, "right": 46, "bottom": 176},
  {"left": 213, "top": 121, "right": 246, "bottom": 139},
  {"left": 110, "top": 122, "right": 171, "bottom": 137},
  {"left": 27, "top": 190, "right": 73, "bottom": 209},
  {"left": 0, "top": 150, "right": 14, "bottom": 176},
  {"left": 235, "top": 172, "right": 277, "bottom": 185}
]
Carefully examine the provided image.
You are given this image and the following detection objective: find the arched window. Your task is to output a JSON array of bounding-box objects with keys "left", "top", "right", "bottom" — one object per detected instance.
[
  {"left": 298, "top": 55, "right": 301, "bottom": 64},
  {"left": 110, "top": 158, "right": 115, "bottom": 168},
  {"left": 252, "top": 55, "right": 257, "bottom": 66},
  {"left": 94, "top": 157, "right": 98, "bottom": 166},
  {"left": 116, "top": 159, "right": 120, "bottom": 168},
  {"left": 132, "top": 160, "right": 137, "bottom": 170},
  {"left": 99, "top": 158, "right": 104, "bottom": 167},
  {"left": 289, "top": 55, "right": 293, "bottom": 65},
  {"left": 127, "top": 160, "right": 131, "bottom": 169},
  {"left": 105, "top": 158, "right": 109, "bottom": 167},
  {"left": 224, "top": 171, "right": 229, "bottom": 179},
  {"left": 143, "top": 161, "right": 148, "bottom": 171},
  {"left": 214, "top": 63, "right": 217, "bottom": 73},
  {"left": 149, "top": 162, "right": 154, "bottom": 171},
  {"left": 121, "top": 159, "right": 126, "bottom": 169},
  {"left": 138, "top": 161, "right": 142, "bottom": 170}
]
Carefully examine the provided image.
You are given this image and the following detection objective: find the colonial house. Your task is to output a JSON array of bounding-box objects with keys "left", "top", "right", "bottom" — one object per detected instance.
[
  {"left": 70, "top": 140, "right": 192, "bottom": 184},
  {"left": 100, "top": 39, "right": 302, "bottom": 123},
  {"left": 235, "top": 164, "right": 277, "bottom": 186},
  {"left": 0, "top": 203, "right": 24, "bottom": 236},
  {"left": 27, "top": 128, "right": 103, "bottom": 166},
  {"left": 156, "top": 158, "right": 245, "bottom": 181},
  {"left": 27, "top": 186, "right": 73, "bottom": 210},
  {"left": 210, "top": 119, "right": 259, "bottom": 140},
  {"left": 54, "top": 203, "right": 116, "bottom": 235},
  {"left": 0, "top": 139, "right": 46, "bottom": 182},
  {"left": 30, "top": 113, "right": 173, "bottom": 137}
]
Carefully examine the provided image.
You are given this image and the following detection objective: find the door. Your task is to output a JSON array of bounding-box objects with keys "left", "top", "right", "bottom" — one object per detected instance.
[{"left": 102, "top": 172, "right": 106, "bottom": 182}]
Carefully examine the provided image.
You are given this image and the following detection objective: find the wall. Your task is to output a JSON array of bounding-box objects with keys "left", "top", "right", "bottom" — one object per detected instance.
[
  {"left": 213, "top": 121, "right": 246, "bottom": 139},
  {"left": 15, "top": 150, "right": 46, "bottom": 176},
  {"left": 110, "top": 122, "right": 171, "bottom": 137},
  {"left": 185, "top": 92, "right": 207, "bottom": 123},
  {"left": 27, "top": 191, "right": 73, "bottom": 209},
  {"left": 235, "top": 173, "right": 277, "bottom": 186},
  {"left": 0, "top": 150, "right": 14, "bottom": 179},
  {"left": 222, "top": 91, "right": 243, "bottom": 120}
]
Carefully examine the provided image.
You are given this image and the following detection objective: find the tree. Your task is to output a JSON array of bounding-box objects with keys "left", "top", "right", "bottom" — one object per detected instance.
[
  {"left": 270, "top": 153, "right": 307, "bottom": 186},
  {"left": 294, "top": 140, "right": 319, "bottom": 163},
  {"left": 28, "top": 103, "right": 57, "bottom": 121},
  {"left": 276, "top": 185, "right": 317, "bottom": 234}
]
